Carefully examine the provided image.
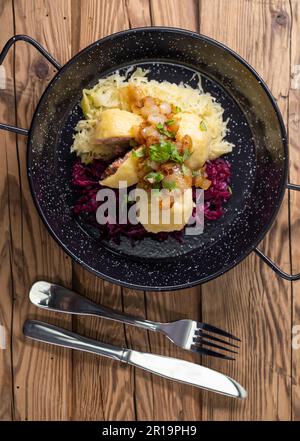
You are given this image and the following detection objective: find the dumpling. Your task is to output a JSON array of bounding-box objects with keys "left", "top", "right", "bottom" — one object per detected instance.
[
  {"left": 208, "top": 142, "right": 233, "bottom": 160},
  {"left": 138, "top": 188, "right": 194, "bottom": 233},
  {"left": 93, "top": 109, "right": 143, "bottom": 144},
  {"left": 175, "top": 112, "right": 211, "bottom": 170},
  {"left": 100, "top": 151, "right": 139, "bottom": 188}
]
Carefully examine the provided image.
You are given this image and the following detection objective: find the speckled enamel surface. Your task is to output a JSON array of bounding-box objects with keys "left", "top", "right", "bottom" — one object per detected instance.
[{"left": 27, "top": 28, "right": 288, "bottom": 291}]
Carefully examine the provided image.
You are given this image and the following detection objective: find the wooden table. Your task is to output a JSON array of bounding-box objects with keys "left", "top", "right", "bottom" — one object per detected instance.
[{"left": 0, "top": 0, "right": 299, "bottom": 421}]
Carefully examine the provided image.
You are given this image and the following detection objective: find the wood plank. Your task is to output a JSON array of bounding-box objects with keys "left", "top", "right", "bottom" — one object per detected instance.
[
  {"left": 199, "top": 0, "right": 292, "bottom": 420},
  {"left": 126, "top": 0, "right": 152, "bottom": 28},
  {"left": 120, "top": 0, "right": 155, "bottom": 422},
  {"left": 289, "top": 0, "right": 300, "bottom": 421},
  {"left": 0, "top": 0, "right": 15, "bottom": 421},
  {"left": 1, "top": 0, "right": 296, "bottom": 421},
  {"left": 11, "top": 0, "right": 73, "bottom": 421},
  {"left": 150, "top": 0, "right": 198, "bottom": 28},
  {"left": 140, "top": 288, "right": 202, "bottom": 421},
  {"left": 71, "top": 0, "right": 136, "bottom": 421}
]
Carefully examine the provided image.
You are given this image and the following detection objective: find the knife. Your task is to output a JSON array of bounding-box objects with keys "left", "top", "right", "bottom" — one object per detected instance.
[{"left": 23, "top": 320, "right": 247, "bottom": 399}]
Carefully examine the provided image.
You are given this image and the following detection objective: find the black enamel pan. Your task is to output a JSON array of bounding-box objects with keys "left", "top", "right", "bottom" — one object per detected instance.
[{"left": 1, "top": 28, "right": 299, "bottom": 291}]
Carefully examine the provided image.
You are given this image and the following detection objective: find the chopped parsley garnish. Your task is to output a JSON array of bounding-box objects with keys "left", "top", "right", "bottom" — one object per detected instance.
[
  {"left": 165, "top": 119, "right": 175, "bottom": 126},
  {"left": 182, "top": 149, "right": 191, "bottom": 161},
  {"left": 169, "top": 146, "right": 183, "bottom": 163},
  {"left": 174, "top": 106, "right": 181, "bottom": 113},
  {"left": 152, "top": 182, "right": 161, "bottom": 190},
  {"left": 144, "top": 171, "right": 164, "bottom": 184},
  {"left": 199, "top": 120, "right": 207, "bottom": 131},
  {"left": 149, "top": 142, "right": 173, "bottom": 162},
  {"left": 149, "top": 140, "right": 188, "bottom": 165},
  {"left": 182, "top": 164, "right": 190, "bottom": 176},
  {"left": 132, "top": 147, "right": 145, "bottom": 158},
  {"left": 156, "top": 123, "right": 175, "bottom": 139},
  {"left": 162, "top": 180, "right": 177, "bottom": 190}
]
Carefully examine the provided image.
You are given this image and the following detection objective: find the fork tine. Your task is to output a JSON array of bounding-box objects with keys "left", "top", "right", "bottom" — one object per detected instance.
[
  {"left": 193, "top": 338, "right": 238, "bottom": 354},
  {"left": 190, "top": 345, "right": 235, "bottom": 361},
  {"left": 196, "top": 322, "right": 240, "bottom": 341},
  {"left": 194, "top": 330, "right": 240, "bottom": 348}
]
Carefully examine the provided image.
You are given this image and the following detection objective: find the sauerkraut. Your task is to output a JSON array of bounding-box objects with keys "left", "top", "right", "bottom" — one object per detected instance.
[{"left": 71, "top": 69, "right": 233, "bottom": 163}]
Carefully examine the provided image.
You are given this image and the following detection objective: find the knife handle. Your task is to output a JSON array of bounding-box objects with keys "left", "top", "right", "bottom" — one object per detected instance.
[{"left": 23, "top": 320, "right": 128, "bottom": 362}]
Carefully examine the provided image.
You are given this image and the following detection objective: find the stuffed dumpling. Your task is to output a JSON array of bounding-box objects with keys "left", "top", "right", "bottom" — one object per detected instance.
[
  {"left": 94, "top": 109, "right": 143, "bottom": 145},
  {"left": 137, "top": 163, "right": 193, "bottom": 233},
  {"left": 175, "top": 112, "right": 211, "bottom": 170},
  {"left": 138, "top": 188, "right": 193, "bottom": 233},
  {"left": 100, "top": 151, "right": 139, "bottom": 188}
]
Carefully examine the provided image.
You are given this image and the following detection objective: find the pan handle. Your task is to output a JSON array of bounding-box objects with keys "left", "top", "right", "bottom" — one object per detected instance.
[
  {"left": 255, "top": 182, "right": 300, "bottom": 281},
  {"left": 0, "top": 34, "right": 61, "bottom": 136}
]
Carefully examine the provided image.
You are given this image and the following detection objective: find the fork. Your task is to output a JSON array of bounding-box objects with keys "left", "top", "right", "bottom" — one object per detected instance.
[{"left": 29, "top": 281, "right": 240, "bottom": 360}]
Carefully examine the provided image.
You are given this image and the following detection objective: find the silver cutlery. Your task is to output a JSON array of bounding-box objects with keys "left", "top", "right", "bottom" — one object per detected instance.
[
  {"left": 23, "top": 319, "right": 247, "bottom": 398},
  {"left": 30, "top": 281, "right": 240, "bottom": 360}
]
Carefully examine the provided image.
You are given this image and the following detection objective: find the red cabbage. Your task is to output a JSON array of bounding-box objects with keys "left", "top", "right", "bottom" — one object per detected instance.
[
  {"left": 72, "top": 157, "right": 232, "bottom": 243},
  {"left": 204, "top": 159, "right": 232, "bottom": 220}
]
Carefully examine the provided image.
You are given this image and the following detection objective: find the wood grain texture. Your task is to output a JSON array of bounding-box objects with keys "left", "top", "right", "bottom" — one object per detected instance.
[
  {"left": 126, "top": 0, "right": 151, "bottom": 28},
  {"left": 142, "top": 288, "right": 203, "bottom": 421},
  {"left": 199, "top": 0, "right": 292, "bottom": 421},
  {"left": 0, "top": 0, "right": 298, "bottom": 421},
  {"left": 71, "top": 0, "right": 134, "bottom": 421},
  {"left": 10, "top": 0, "right": 73, "bottom": 421},
  {"left": 119, "top": 0, "right": 154, "bottom": 422},
  {"left": 289, "top": 0, "right": 300, "bottom": 421},
  {"left": 0, "top": 0, "right": 15, "bottom": 421},
  {"left": 150, "top": 0, "right": 199, "bottom": 29}
]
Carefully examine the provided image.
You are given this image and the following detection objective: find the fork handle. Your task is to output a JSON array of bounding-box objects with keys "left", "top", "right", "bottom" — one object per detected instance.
[
  {"left": 87, "top": 302, "right": 158, "bottom": 332},
  {"left": 30, "top": 281, "right": 159, "bottom": 332}
]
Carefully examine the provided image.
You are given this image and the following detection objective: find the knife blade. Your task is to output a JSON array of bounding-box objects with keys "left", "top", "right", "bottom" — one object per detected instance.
[
  {"left": 127, "top": 351, "right": 246, "bottom": 398},
  {"left": 23, "top": 320, "right": 247, "bottom": 399}
]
